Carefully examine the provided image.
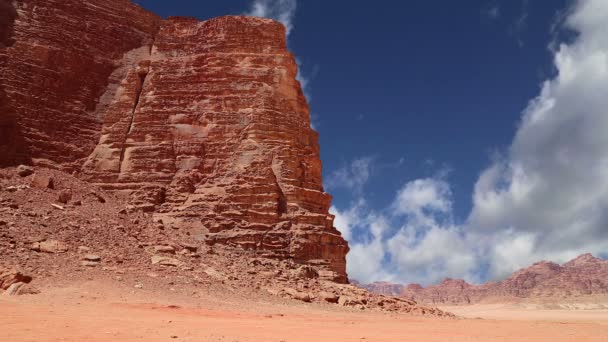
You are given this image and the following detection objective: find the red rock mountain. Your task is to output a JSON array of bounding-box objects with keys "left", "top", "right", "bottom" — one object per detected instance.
[
  {"left": 0, "top": 0, "right": 348, "bottom": 281},
  {"left": 360, "top": 254, "right": 608, "bottom": 304}
]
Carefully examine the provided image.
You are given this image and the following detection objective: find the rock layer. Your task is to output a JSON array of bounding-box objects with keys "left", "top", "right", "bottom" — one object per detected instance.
[
  {"left": 0, "top": 0, "right": 160, "bottom": 167},
  {"left": 1, "top": 0, "right": 348, "bottom": 281}
]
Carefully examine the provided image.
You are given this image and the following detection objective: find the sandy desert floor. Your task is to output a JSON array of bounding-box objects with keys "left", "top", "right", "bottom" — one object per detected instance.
[
  {"left": 441, "top": 303, "right": 608, "bottom": 322},
  {"left": 2, "top": 282, "right": 608, "bottom": 342}
]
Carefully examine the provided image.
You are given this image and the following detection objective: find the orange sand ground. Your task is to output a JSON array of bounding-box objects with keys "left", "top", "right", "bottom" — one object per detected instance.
[{"left": 2, "top": 284, "right": 608, "bottom": 341}]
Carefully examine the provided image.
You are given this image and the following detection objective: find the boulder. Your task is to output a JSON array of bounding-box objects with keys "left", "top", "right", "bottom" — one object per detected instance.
[
  {"left": 283, "top": 288, "right": 312, "bottom": 303},
  {"left": 180, "top": 242, "right": 198, "bottom": 252},
  {"left": 151, "top": 256, "right": 182, "bottom": 267},
  {"left": 31, "top": 240, "right": 68, "bottom": 253},
  {"left": 16, "top": 165, "right": 34, "bottom": 177},
  {"left": 0, "top": 268, "right": 32, "bottom": 290},
  {"left": 318, "top": 291, "right": 340, "bottom": 304},
  {"left": 57, "top": 190, "right": 72, "bottom": 204},
  {"left": 31, "top": 175, "right": 54, "bottom": 189},
  {"left": 3, "top": 282, "right": 25, "bottom": 296},
  {"left": 83, "top": 254, "right": 101, "bottom": 262},
  {"left": 90, "top": 192, "right": 106, "bottom": 203},
  {"left": 153, "top": 245, "right": 175, "bottom": 254},
  {"left": 338, "top": 296, "right": 363, "bottom": 307},
  {"left": 81, "top": 261, "right": 100, "bottom": 267},
  {"left": 203, "top": 267, "right": 226, "bottom": 281},
  {"left": 292, "top": 265, "right": 319, "bottom": 279}
]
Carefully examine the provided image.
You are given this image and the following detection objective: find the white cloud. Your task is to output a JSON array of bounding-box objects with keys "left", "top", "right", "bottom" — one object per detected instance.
[
  {"left": 386, "top": 178, "right": 478, "bottom": 284},
  {"left": 469, "top": 0, "right": 608, "bottom": 278},
  {"left": 326, "top": 157, "right": 374, "bottom": 194},
  {"left": 334, "top": 0, "right": 608, "bottom": 285},
  {"left": 331, "top": 200, "right": 394, "bottom": 283},
  {"left": 246, "top": 0, "right": 297, "bottom": 37},
  {"left": 393, "top": 178, "right": 452, "bottom": 216},
  {"left": 332, "top": 176, "right": 478, "bottom": 285}
]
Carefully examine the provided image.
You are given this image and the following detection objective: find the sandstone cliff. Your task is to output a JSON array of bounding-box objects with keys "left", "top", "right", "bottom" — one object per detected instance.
[
  {"left": 0, "top": 0, "right": 348, "bottom": 281},
  {"left": 359, "top": 254, "right": 608, "bottom": 305}
]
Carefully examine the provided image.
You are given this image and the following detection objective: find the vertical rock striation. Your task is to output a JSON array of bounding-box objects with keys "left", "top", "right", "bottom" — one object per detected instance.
[
  {"left": 1, "top": 1, "right": 349, "bottom": 281},
  {"left": 0, "top": 0, "right": 160, "bottom": 167}
]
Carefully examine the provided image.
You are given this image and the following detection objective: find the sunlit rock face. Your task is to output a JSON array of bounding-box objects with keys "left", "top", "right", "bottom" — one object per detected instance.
[
  {"left": 1, "top": 1, "right": 348, "bottom": 282},
  {"left": 0, "top": 0, "right": 160, "bottom": 167}
]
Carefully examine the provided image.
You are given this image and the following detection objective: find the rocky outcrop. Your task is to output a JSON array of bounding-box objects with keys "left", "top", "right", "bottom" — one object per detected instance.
[
  {"left": 1, "top": 0, "right": 348, "bottom": 281},
  {"left": 0, "top": 167, "right": 452, "bottom": 316},
  {"left": 358, "top": 254, "right": 608, "bottom": 304},
  {"left": 0, "top": 0, "right": 160, "bottom": 167},
  {"left": 0, "top": 267, "right": 32, "bottom": 291}
]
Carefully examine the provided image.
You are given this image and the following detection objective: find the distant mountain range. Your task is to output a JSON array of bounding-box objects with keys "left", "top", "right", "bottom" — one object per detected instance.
[{"left": 355, "top": 254, "right": 608, "bottom": 305}]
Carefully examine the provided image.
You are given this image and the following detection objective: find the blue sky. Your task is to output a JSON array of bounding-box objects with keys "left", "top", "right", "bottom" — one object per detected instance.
[
  {"left": 134, "top": 0, "right": 608, "bottom": 285},
  {"left": 135, "top": 0, "right": 564, "bottom": 220}
]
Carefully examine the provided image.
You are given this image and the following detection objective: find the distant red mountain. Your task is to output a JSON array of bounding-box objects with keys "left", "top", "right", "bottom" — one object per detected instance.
[{"left": 357, "top": 254, "right": 608, "bottom": 304}]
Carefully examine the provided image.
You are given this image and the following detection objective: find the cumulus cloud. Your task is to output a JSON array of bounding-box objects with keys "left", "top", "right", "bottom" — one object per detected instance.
[
  {"left": 332, "top": 176, "right": 478, "bottom": 285},
  {"left": 386, "top": 178, "right": 478, "bottom": 284},
  {"left": 393, "top": 178, "right": 452, "bottom": 217},
  {"left": 332, "top": 203, "right": 394, "bottom": 282},
  {"left": 333, "top": 0, "right": 608, "bottom": 285},
  {"left": 469, "top": 0, "right": 608, "bottom": 278},
  {"left": 246, "top": 0, "right": 297, "bottom": 37}
]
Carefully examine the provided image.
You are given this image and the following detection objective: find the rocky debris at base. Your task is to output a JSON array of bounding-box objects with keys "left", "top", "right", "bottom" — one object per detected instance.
[
  {"left": 318, "top": 291, "right": 339, "bottom": 303},
  {"left": 31, "top": 240, "right": 69, "bottom": 253},
  {"left": 1, "top": 267, "right": 32, "bottom": 290},
  {"left": 151, "top": 256, "right": 182, "bottom": 267},
  {"left": 0, "top": 166, "right": 452, "bottom": 317},
  {"left": 282, "top": 288, "right": 312, "bottom": 303},
  {"left": 153, "top": 245, "right": 176, "bottom": 254},
  {"left": 0, "top": 267, "right": 37, "bottom": 296},
  {"left": 81, "top": 254, "right": 102, "bottom": 267},
  {"left": 83, "top": 254, "right": 102, "bottom": 262},
  {"left": 57, "top": 190, "right": 72, "bottom": 204},
  {"left": 31, "top": 175, "right": 54, "bottom": 189},
  {"left": 16, "top": 165, "right": 33, "bottom": 178},
  {"left": 89, "top": 192, "right": 106, "bottom": 204}
]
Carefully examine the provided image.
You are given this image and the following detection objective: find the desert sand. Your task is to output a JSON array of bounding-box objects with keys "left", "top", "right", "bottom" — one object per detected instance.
[{"left": 2, "top": 282, "right": 607, "bottom": 342}]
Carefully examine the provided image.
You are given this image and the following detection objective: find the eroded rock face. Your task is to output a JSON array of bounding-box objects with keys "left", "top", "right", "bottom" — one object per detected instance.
[
  {"left": 0, "top": 0, "right": 160, "bottom": 168},
  {"left": 1, "top": 1, "right": 348, "bottom": 281}
]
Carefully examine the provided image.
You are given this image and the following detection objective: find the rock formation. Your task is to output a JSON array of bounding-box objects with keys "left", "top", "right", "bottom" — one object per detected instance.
[
  {"left": 0, "top": 167, "right": 451, "bottom": 316},
  {"left": 0, "top": 0, "right": 160, "bottom": 166},
  {"left": 359, "top": 254, "right": 608, "bottom": 305},
  {"left": 0, "top": 0, "right": 348, "bottom": 281}
]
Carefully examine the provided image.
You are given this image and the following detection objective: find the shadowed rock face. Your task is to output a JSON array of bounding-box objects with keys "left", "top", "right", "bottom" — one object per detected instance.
[
  {"left": 0, "top": 0, "right": 18, "bottom": 160},
  {"left": 0, "top": 0, "right": 17, "bottom": 48},
  {"left": 1, "top": 0, "right": 349, "bottom": 281}
]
